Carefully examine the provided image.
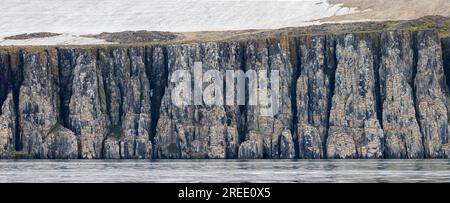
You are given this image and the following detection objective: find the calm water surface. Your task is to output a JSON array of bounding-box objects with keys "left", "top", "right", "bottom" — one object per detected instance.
[{"left": 1, "top": 160, "right": 450, "bottom": 183}]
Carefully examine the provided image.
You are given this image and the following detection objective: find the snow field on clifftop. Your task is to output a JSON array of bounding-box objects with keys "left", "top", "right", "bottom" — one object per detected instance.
[{"left": 0, "top": 0, "right": 356, "bottom": 45}]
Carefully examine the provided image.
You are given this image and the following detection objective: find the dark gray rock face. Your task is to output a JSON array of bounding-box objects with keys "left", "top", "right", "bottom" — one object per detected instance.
[
  {"left": 1, "top": 29, "right": 450, "bottom": 159},
  {"left": 59, "top": 48, "right": 108, "bottom": 159},
  {"left": 442, "top": 37, "right": 450, "bottom": 157},
  {"left": 95, "top": 47, "right": 157, "bottom": 159},
  {"left": 0, "top": 52, "right": 10, "bottom": 111},
  {"left": 42, "top": 125, "right": 78, "bottom": 159},
  {"left": 238, "top": 39, "right": 295, "bottom": 159},
  {"left": 120, "top": 47, "right": 152, "bottom": 159},
  {"left": 0, "top": 53, "right": 16, "bottom": 157},
  {"left": 0, "top": 93, "right": 16, "bottom": 157},
  {"left": 326, "top": 33, "right": 384, "bottom": 159},
  {"left": 155, "top": 39, "right": 295, "bottom": 159},
  {"left": 19, "top": 50, "right": 60, "bottom": 158},
  {"left": 379, "top": 31, "right": 423, "bottom": 158},
  {"left": 414, "top": 30, "right": 450, "bottom": 158},
  {"left": 295, "top": 36, "right": 335, "bottom": 159},
  {"left": 155, "top": 42, "right": 242, "bottom": 159}
]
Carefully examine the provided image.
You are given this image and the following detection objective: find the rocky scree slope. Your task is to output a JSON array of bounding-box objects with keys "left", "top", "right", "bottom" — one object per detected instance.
[{"left": 1, "top": 29, "right": 450, "bottom": 159}]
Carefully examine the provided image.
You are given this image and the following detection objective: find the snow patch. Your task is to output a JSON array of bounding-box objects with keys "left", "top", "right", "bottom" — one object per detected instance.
[
  {"left": 0, "top": 34, "right": 113, "bottom": 46},
  {"left": 0, "top": 0, "right": 358, "bottom": 45}
]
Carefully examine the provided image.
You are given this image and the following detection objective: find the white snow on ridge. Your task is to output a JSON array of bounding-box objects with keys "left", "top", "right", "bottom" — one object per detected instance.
[
  {"left": 0, "top": 34, "right": 114, "bottom": 46},
  {"left": 0, "top": 0, "right": 357, "bottom": 45}
]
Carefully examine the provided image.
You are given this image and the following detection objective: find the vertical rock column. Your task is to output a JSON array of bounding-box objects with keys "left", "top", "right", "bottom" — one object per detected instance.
[
  {"left": 120, "top": 47, "right": 152, "bottom": 159},
  {"left": 155, "top": 44, "right": 199, "bottom": 158},
  {"left": 191, "top": 42, "right": 232, "bottom": 159},
  {"left": 60, "top": 48, "right": 108, "bottom": 159},
  {"left": 326, "top": 34, "right": 384, "bottom": 159},
  {"left": 99, "top": 47, "right": 155, "bottom": 159},
  {"left": 296, "top": 36, "right": 335, "bottom": 159},
  {"left": 19, "top": 50, "right": 78, "bottom": 158},
  {"left": 443, "top": 37, "right": 450, "bottom": 157},
  {"left": 414, "top": 30, "right": 450, "bottom": 158},
  {"left": 443, "top": 37, "right": 450, "bottom": 91},
  {"left": 19, "top": 50, "right": 57, "bottom": 157},
  {"left": 98, "top": 47, "right": 126, "bottom": 159},
  {"left": 379, "top": 31, "right": 423, "bottom": 158},
  {"left": 238, "top": 39, "right": 295, "bottom": 159},
  {"left": 0, "top": 52, "right": 9, "bottom": 110},
  {"left": 222, "top": 42, "right": 244, "bottom": 159},
  {"left": 0, "top": 52, "right": 16, "bottom": 157},
  {"left": 0, "top": 93, "right": 15, "bottom": 157},
  {"left": 155, "top": 42, "right": 241, "bottom": 159},
  {"left": 146, "top": 45, "right": 169, "bottom": 158}
]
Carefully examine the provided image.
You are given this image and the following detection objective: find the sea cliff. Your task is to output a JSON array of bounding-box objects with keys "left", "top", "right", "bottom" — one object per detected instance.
[{"left": 1, "top": 27, "right": 450, "bottom": 159}]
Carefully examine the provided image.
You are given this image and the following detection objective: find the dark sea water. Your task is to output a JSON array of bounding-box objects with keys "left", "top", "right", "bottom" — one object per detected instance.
[{"left": 1, "top": 160, "right": 450, "bottom": 183}]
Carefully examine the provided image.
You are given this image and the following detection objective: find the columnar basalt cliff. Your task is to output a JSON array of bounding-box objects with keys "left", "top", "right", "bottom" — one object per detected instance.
[{"left": 1, "top": 29, "right": 449, "bottom": 159}]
